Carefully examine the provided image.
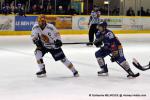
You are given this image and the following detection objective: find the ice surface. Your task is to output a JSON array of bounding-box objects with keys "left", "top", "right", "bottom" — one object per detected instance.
[{"left": 0, "top": 34, "right": 150, "bottom": 100}]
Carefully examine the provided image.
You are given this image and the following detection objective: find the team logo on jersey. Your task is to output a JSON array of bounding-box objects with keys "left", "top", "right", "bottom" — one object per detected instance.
[{"left": 41, "top": 34, "right": 49, "bottom": 43}]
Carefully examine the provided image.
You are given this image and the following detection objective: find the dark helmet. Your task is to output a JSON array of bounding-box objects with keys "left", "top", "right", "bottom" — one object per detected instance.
[{"left": 98, "top": 21, "right": 108, "bottom": 28}]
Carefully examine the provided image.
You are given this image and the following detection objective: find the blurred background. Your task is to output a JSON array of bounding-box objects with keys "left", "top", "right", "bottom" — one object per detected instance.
[
  {"left": 0, "top": 0, "right": 149, "bottom": 16},
  {"left": 0, "top": 0, "right": 150, "bottom": 34}
]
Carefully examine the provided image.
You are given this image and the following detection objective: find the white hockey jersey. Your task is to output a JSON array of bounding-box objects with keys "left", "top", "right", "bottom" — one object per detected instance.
[{"left": 31, "top": 23, "right": 61, "bottom": 49}]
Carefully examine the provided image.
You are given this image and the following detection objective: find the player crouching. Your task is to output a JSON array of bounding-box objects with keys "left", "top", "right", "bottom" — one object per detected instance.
[
  {"left": 31, "top": 15, "right": 79, "bottom": 78},
  {"left": 94, "top": 21, "right": 140, "bottom": 78}
]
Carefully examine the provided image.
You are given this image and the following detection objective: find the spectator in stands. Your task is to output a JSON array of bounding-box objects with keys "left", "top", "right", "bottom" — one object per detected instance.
[
  {"left": 43, "top": 0, "right": 49, "bottom": 12},
  {"left": 112, "top": 8, "right": 120, "bottom": 15},
  {"left": 2, "top": 3, "right": 11, "bottom": 15},
  {"left": 57, "top": 5, "right": 65, "bottom": 15},
  {"left": 14, "top": 3, "right": 25, "bottom": 16},
  {"left": 138, "top": 7, "right": 146, "bottom": 16},
  {"left": 10, "top": 1, "right": 15, "bottom": 14},
  {"left": 38, "top": 5, "right": 45, "bottom": 14},
  {"left": 99, "top": 7, "right": 105, "bottom": 15},
  {"left": 0, "top": 1, "right": 1, "bottom": 6},
  {"left": 126, "top": 7, "right": 135, "bottom": 16},
  {"left": 103, "top": 7, "right": 108, "bottom": 15},
  {"left": 0, "top": 1, "right": 2, "bottom": 12},
  {"left": 46, "top": 5, "right": 53, "bottom": 14},
  {"left": 145, "top": 9, "right": 150, "bottom": 16},
  {"left": 67, "top": 6, "right": 78, "bottom": 15},
  {"left": 31, "top": 4, "right": 38, "bottom": 14}
]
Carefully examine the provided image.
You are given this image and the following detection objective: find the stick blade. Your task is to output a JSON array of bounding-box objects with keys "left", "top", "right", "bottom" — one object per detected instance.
[
  {"left": 127, "top": 73, "right": 140, "bottom": 79},
  {"left": 132, "top": 58, "right": 146, "bottom": 71}
]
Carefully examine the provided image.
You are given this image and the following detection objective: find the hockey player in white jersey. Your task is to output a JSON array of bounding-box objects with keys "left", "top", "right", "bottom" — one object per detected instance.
[{"left": 31, "top": 15, "right": 79, "bottom": 77}]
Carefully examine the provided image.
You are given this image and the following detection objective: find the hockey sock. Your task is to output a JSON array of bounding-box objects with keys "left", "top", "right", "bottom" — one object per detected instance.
[
  {"left": 120, "top": 61, "right": 134, "bottom": 75},
  {"left": 38, "top": 63, "right": 45, "bottom": 71},
  {"left": 35, "top": 50, "right": 45, "bottom": 71},
  {"left": 61, "top": 58, "right": 77, "bottom": 73},
  {"left": 97, "top": 57, "right": 105, "bottom": 68},
  {"left": 37, "top": 59, "right": 45, "bottom": 71},
  {"left": 97, "top": 57, "right": 108, "bottom": 72}
]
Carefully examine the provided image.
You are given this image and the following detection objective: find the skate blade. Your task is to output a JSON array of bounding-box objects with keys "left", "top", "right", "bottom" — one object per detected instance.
[
  {"left": 98, "top": 73, "right": 109, "bottom": 76},
  {"left": 127, "top": 76, "right": 137, "bottom": 79},
  {"left": 37, "top": 74, "right": 47, "bottom": 78},
  {"left": 74, "top": 74, "right": 79, "bottom": 77},
  {"left": 127, "top": 73, "right": 140, "bottom": 79}
]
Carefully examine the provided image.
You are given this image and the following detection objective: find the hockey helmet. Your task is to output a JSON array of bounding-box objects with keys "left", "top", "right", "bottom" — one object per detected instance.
[
  {"left": 98, "top": 21, "right": 108, "bottom": 28},
  {"left": 37, "top": 15, "right": 47, "bottom": 24}
]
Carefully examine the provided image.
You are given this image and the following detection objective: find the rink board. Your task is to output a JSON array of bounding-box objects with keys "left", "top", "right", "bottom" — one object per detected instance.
[
  {"left": 0, "top": 15, "right": 150, "bottom": 35},
  {"left": 0, "top": 30, "right": 150, "bottom": 35}
]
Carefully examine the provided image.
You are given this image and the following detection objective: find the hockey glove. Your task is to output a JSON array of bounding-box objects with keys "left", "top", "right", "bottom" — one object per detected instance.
[
  {"left": 110, "top": 43, "right": 119, "bottom": 62},
  {"left": 94, "top": 35, "right": 104, "bottom": 47},
  {"left": 54, "top": 39, "right": 62, "bottom": 48},
  {"left": 33, "top": 39, "right": 43, "bottom": 48},
  {"left": 111, "top": 51, "right": 119, "bottom": 62},
  {"left": 94, "top": 39, "right": 103, "bottom": 47}
]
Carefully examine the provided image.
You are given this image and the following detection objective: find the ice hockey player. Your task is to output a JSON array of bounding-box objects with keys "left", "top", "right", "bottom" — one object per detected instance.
[
  {"left": 94, "top": 21, "right": 140, "bottom": 78},
  {"left": 31, "top": 15, "right": 79, "bottom": 77}
]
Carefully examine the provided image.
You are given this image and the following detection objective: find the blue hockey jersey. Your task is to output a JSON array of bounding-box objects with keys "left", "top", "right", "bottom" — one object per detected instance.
[{"left": 96, "top": 29, "right": 122, "bottom": 51}]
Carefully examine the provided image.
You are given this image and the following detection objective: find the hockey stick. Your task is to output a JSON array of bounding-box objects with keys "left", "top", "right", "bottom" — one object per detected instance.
[
  {"left": 108, "top": 54, "right": 127, "bottom": 70},
  {"left": 132, "top": 58, "right": 150, "bottom": 71},
  {"left": 109, "top": 55, "right": 140, "bottom": 77},
  {"left": 62, "top": 42, "right": 92, "bottom": 45},
  {"left": 47, "top": 42, "right": 93, "bottom": 45}
]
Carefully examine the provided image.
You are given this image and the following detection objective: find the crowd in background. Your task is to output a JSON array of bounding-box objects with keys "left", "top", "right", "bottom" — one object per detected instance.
[
  {"left": 99, "top": 7, "right": 120, "bottom": 16},
  {"left": 0, "top": 2, "right": 25, "bottom": 16},
  {"left": 126, "top": 7, "right": 150, "bottom": 16},
  {"left": 0, "top": 0, "right": 78, "bottom": 15},
  {"left": 0, "top": 0, "right": 150, "bottom": 16}
]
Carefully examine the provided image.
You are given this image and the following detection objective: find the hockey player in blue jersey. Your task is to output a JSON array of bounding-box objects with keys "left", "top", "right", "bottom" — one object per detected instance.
[{"left": 94, "top": 22, "right": 140, "bottom": 78}]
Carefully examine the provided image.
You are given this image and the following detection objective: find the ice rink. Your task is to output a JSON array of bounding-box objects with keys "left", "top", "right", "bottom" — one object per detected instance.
[{"left": 0, "top": 34, "right": 150, "bottom": 100}]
